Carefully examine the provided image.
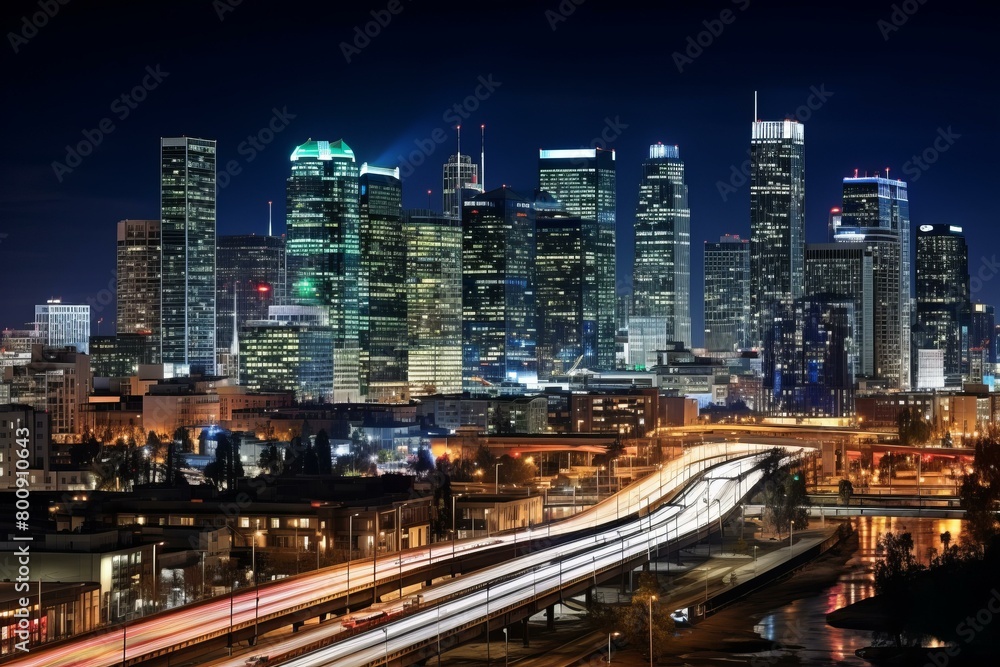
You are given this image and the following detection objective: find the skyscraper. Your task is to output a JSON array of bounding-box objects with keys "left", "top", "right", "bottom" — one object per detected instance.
[
  {"left": 631, "top": 143, "right": 691, "bottom": 346},
  {"left": 462, "top": 187, "right": 536, "bottom": 388},
  {"left": 216, "top": 234, "right": 286, "bottom": 367},
  {"left": 404, "top": 210, "right": 463, "bottom": 396},
  {"left": 160, "top": 137, "right": 217, "bottom": 375},
  {"left": 703, "top": 235, "right": 750, "bottom": 352},
  {"left": 443, "top": 153, "right": 482, "bottom": 219},
  {"left": 836, "top": 175, "right": 911, "bottom": 388},
  {"left": 285, "top": 139, "right": 361, "bottom": 402},
  {"left": 538, "top": 148, "right": 616, "bottom": 368},
  {"left": 970, "top": 303, "right": 996, "bottom": 365},
  {"left": 116, "top": 219, "right": 161, "bottom": 358},
  {"left": 749, "top": 120, "right": 805, "bottom": 347},
  {"left": 805, "top": 243, "right": 874, "bottom": 378},
  {"left": 535, "top": 195, "right": 594, "bottom": 377},
  {"left": 34, "top": 300, "right": 90, "bottom": 353},
  {"left": 359, "top": 164, "right": 407, "bottom": 402},
  {"left": 914, "top": 224, "right": 970, "bottom": 387},
  {"left": 240, "top": 306, "right": 333, "bottom": 403}
]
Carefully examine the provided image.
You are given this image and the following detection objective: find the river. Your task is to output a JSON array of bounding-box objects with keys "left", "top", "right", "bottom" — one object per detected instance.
[{"left": 750, "top": 516, "right": 967, "bottom": 665}]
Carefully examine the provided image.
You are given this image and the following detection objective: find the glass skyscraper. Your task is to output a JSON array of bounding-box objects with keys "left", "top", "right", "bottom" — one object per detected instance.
[
  {"left": 914, "top": 223, "right": 970, "bottom": 387},
  {"left": 286, "top": 139, "right": 361, "bottom": 402},
  {"left": 749, "top": 120, "right": 805, "bottom": 347},
  {"left": 160, "top": 137, "right": 217, "bottom": 375},
  {"left": 359, "top": 164, "right": 407, "bottom": 402},
  {"left": 240, "top": 306, "right": 333, "bottom": 403},
  {"left": 835, "top": 175, "right": 911, "bottom": 389},
  {"left": 462, "top": 187, "right": 536, "bottom": 388},
  {"left": 703, "top": 235, "right": 750, "bottom": 352},
  {"left": 216, "top": 234, "right": 286, "bottom": 362},
  {"left": 404, "top": 209, "right": 463, "bottom": 396},
  {"left": 631, "top": 143, "right": 691, "bottom": 346},
  {"left": 116, "top": 219, "right": 161, "bottom": 360},
  {"left": 442, "top": 153, "right": 482, "bottom": 220},
  {"left": 538, "top": 148, "right": 616, "bottom": 369}
]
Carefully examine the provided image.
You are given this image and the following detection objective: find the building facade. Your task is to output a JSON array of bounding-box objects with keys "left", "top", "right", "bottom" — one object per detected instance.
[
  {"left": 34, "top": 301, "right": 90, "bottom": 354},
  {"left": 160, "top": 137, "right": 217, "bottom": 375},
  {"left": 914, "top": 223, "right": 970, "bottom": 387},
  {"left": 116, "top": 219, "right": 161, "bottom": 359},
  {"left": 442, "top": 153, "right": 483, "bottom": 220},
  {"left": 703, "top": 235, "right": 750, "bottom": 352}
]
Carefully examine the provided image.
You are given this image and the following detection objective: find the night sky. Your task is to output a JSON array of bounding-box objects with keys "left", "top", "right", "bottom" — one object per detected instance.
[{"left": 1, "top": 0, "right": 995, "bottom": 347}]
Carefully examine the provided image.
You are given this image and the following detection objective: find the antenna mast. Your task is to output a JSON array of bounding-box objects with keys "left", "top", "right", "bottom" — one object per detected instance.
[
  {"left": 268, "top": 201, "right": 272, "bottom": 236},
  {"left": 481, "top": 124, "right": 485, "bottom": 191}
]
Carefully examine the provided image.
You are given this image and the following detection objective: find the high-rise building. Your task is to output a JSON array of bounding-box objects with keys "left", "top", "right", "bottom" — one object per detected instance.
[
  {"left": 442, "top": 153, "right": 482, "bottom": 219},
  {"left": 762, "top": 298, "right": 856, "bottom": 417},
  {"left": 836, "top": 175, "right": 911, "bottom": 389},
  {"left": 34, "top": 300, "right": 90, "bottom": 353},
  {"left": 216, "top": 234, "right": 286, "bottom": 372},
  {"left": 827, "top": 206, "right": 842, "bottom": 242},
  {"left": 805, "top": 243, "right": 874, "bottom": 378},
  {"left": 631, "top": 143, "right": 691, "bottom": 346},
  {"left": 359, "top": 164, "right": 407, "bottom": 402},
  {"left": 403, "top": 210, "right": 463, "bottom": 396},
  {"left": 538, "top": 148, "right": 616, "bottom": 369},
  {"left": 160, "top": 137, "right": 217, "bottom": 375},
  {"left": 116, "top": 219, "right": 160, "bottom": 358},
  {"left": 749, "top": 120, "right": 805, "bottom": 347},
  {"left": 2, "top": 345, "right": 91, "bottom": 437},
  {"left": 462, "top": 187, "right": 536, "bottom": 388},
  {"left": 535, "top": 191, "right": 597, "bottom": 377},
  {"left": 240, "top": 306, "right": 333, "bottom": 403},
  {"left": 970, "top": 303, "right": 996, "bottom": 365},
  {"left": 89, "top": 333, "right": 156, "bottom": 377},
  {"left": 704, "top": 235, "right": 750, "bottom": 353},
  {"left": 914, "top": 224, "right": 970, "bottom": 387},
  {"left": 285, "top": 139, "right": 361, "bottom": 402}
]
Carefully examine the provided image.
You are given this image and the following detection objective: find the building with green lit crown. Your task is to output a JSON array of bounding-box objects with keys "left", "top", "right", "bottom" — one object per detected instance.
[{"left": 285, "top": 139, "right": 361, "bottom": 402}]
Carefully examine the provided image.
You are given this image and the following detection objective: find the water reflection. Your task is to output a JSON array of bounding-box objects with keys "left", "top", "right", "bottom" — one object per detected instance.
[{"left": 752, "top": 517, "right": 966, "bottom": 665}]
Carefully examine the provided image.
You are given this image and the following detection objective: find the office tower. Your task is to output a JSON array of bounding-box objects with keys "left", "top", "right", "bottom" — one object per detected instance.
[
  {"left": 116, "top": 219, "right": 161, "bottom": 359},
  {"left": 160, "top": 137, "right": 217, "bottom": 375},
  {"left": 703, "top": 235, "right": 751, "bottom": 353},
  {"left": 285, "top": 139, "right": 361, "bottom": 402},
  {"left": 216, "top": 234, "right": 286, "bottom": 369},
  {"left": 615, "top": 293, "right": 630, "bottom": 332},
  {"left": 836, "top": 174, "right": 911, "bottom": 389},
  {"left": 240, "top": 306, "right": 333, "bottom": 402},
  {"left": 89, "top": 333, "right": 156, "bottom": 377},
  {"left": 762, "top": 298, "right": 856, "bottom": 417},
  {"left": 2, "top": 345, "right": 90, "bottom": 437},
  {"left": 359, "top": 164, "right": 407, "bottom": 402},
  {"left": 34, "top": 300, "right": 90, "bottom": 353},
  {"left": 462, "top": 187, "right": 536, "bottom": 388},
  {"left": 827, "top": 206, "right": 842, "bottom": 242},
  {"left": 805, "top": 243, "right": 874, "bottom": 378},
  {"left": 970, "top": 303, "right": 995, "bottom": 365},
  {"left": 914, "top": 224, "right": 970, "bottom": 387},
  {"left": 631, "top": 143, "right": 691, "bottom": 346},
  {"left": 442, "top": 153, "right": 482, "bottom": 219},
  {"left": 538, "top": 148, "right": 616, "bottom": 369},
  {"left": 403, "top": 210, "right": 463, "bottom": 396},
  {"left": 749, "top": 120, "right": 805, "bottom": 346}
]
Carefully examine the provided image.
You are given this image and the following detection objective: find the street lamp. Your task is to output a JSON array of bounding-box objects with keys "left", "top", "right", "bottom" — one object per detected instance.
[
  {"left": 485, "top": 508, "right": 491, "bottom": 538},
  {"left": 712, "top": 498, "right": 722, "bottom": 554},
  {"left": 494, "top": 462, "right": 503, "bottom": 495},
  {"left": 503, "top": 627, "right": 509, "bottom": 667},
  {"left": 397, "top": 503, "right": 409, "bottom": 598},
  {"left": 607, "top": 631, "right": 620, "bottom": 664},
  {"left": 347, "top": 512, "right": 359, "bottom": 612},
  {"left": 648, "top": 595, "right": 656, "bottom": 667},
  {"left": 382, "top": 627, "right": 389, "bottom": 665},
  {"left": 451, "top": 493, "right": 463, "bottom": 558},
  {"left": 252, "top": 521, "right": 262, "bottom": 644},
  {"left": 753, "top": 545, "right": 758, "bottom": 575},
  {"left": 151, "top": 541, "right": 165, "bottom": 614}
]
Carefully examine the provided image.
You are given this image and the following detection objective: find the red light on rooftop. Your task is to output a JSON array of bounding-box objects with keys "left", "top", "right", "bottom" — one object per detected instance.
[{"left": 257, "top": 284, "right": 271, "bottom": 293}]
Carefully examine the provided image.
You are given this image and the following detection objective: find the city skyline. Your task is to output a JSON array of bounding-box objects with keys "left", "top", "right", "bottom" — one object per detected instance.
[{"left": 1, "top": 2, "right": 994, "bottom": 348}]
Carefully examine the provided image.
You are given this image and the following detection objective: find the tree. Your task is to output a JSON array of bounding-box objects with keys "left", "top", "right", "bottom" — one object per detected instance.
[
  {"left": 205, "top": 432, "right": 242, "bottom": 490},
  {"left": 497, "top": 454, "right": 537, "bottom": 485},
  {"left": 301, "top": 444, "right": 319, "bottom": 475},
  {"left": 761, "top": 465, "right": 809, "bottom": 538},
  {"left": 615, "top": 571, "right": 674, "bottom": 662},
  {"left": 960, "top": 428, "right": 1000, "bottom": 546},
  {"left": 897, "top": 408, "right": 931, "bottom": 447},
  {"left": 411, "top": 447, "right": 435, "bottom": 475},
  {"left": 258, "top": 443, "right": 283, "bottom": 477},
  {"left": 315, "top": 429, "right": 332, "bottom": 475},
  {"left": 838, "top": 478, "right": 854, "bottom": 506},
  {"left": 70, "top": 435, "right": 101, "bottom": 468},
  {"left": 873, "top": 531, "right": 924, "bottom": 647}
]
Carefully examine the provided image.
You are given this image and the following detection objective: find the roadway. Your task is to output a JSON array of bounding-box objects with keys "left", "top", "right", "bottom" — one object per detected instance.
[{"left": 1, "top": 442, "right": 797, "bottom": 667}]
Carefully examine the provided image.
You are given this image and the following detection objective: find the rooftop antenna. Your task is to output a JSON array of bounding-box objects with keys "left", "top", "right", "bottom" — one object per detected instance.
[
  {"left": 854, "top": 168, "right": 859, "bottom": 178},
  {"left": 885, "top": 167, "right": 890, "bottom": 179},
  {"left": 754, "top": 90, "right": 757, "bottom": 121},
  {"left": 427, "top": 189, "right": 432, "bottom": 209},
  {"left": 481, "top": 124, "right": 485, "bottom": 191},
  {"left": 456, "top": 125, "right": 461, "bottom": 218},
  {"left": 268, "top": 201, "right": 272, "bottom": 236}
]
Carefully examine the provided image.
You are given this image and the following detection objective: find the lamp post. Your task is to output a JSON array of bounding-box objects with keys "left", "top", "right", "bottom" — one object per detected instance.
[
  {"left": 228, "top": 578, "right": 237, "bottom": 656},
  {"left": 397, "top": 503, "right": 408, "bottom": 599},
  {"left": 503, "top": 627, "right": 509, "bottom": 667},
  {"left": 494, "top": 462, "right": 503, "bottom": 495},
  {"left": 151, "top": 541, "right": 164, "bottom": 614},
  {"left": 713, "top": 498, "right": 722, "bottom": 554},
  {"left": 252, "top": 521, "right": 261, "bottom": 644},
  {"left": 753, "top": 545, "right": 758, "bottom": 575},
  {"left": 648, "top": 595, "right": 656, "bottom": 667},
  {"left": 347, "top": 512, "right": 359, "bottom": 612},
  {"left": 382, "top": 627, "right": 389, "bottom": 665},
  {"left": 485, "top": 509, "right": 491, "bottom": 538},
  {"left": 121, "top": 616, "right": 127, "bottom": 667},
  {"left": 451, "top": 494, "right": 463, "bottom": 558},
  {"left": 607, "top": 631, "right": 620, "bottom": 664}
]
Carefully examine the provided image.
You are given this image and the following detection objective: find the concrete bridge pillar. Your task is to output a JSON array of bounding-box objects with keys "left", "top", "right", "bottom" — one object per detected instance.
[
  {"left": 521, "top": 616, "right": 530, "bottom": 647},
  {"left": 546, "top": 605, "right": 555, "bottom": 630}
]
